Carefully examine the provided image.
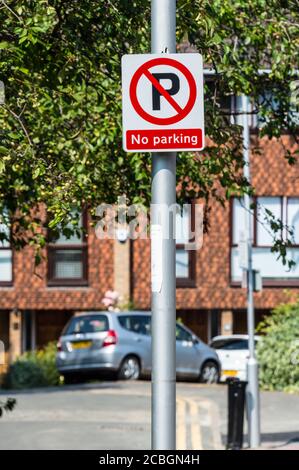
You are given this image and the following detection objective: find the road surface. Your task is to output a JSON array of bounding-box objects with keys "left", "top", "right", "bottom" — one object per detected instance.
[{"left": 0, "top": 381, "right": 298, "bottom": 450}]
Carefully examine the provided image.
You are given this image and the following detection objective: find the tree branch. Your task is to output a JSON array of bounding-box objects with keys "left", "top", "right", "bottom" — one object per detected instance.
[{"left": 2, "top": 104, "right": 32, "bottom": 147}]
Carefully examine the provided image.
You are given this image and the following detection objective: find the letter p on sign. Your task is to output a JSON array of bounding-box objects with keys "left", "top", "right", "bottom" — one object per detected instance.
[{"left": 121, "top": 53, "right": 205, "bottom": 153}]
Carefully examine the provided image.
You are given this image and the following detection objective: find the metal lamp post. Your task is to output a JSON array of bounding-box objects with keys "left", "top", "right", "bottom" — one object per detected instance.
[
  {"left": 151, "top": 0, "right": 177, "bottom": 450},
  {"left": 241, "top": 94, "right": 261, "bottom": 448}
]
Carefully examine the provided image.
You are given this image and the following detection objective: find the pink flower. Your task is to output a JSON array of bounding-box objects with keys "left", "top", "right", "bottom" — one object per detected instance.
[
  {"left": 102, "top": 290, "right": 120, "bottom": 309},
  {"left": 102, "top": 297, "right": 114, "bottom": 307}
]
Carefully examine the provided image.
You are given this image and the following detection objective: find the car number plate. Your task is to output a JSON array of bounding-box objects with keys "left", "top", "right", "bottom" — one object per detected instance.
[
  {"left": 71, "top": 341, "right": 92, "bottom": 350},
  {"left": 223, "top": 370, "right": 238, "bottom": 376}
]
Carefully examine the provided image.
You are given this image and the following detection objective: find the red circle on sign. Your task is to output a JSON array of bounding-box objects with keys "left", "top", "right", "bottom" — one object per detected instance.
[{"left": 129, "top": 57, "right": 197, "bottom": 126}]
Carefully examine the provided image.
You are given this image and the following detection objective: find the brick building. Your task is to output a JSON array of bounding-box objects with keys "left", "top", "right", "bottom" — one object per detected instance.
[
  {"left": 133, "top": 134, "right": 299, "bottom": 338},
  {"left": 1, "top": 132, "right": 299, "bottom": 364}
]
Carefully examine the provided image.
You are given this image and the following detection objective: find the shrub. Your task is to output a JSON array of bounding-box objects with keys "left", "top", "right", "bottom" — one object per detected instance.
[
  {"left": 29, "top": 342, "right": 61, "bottom": 386},
  {"left": 257, "top": 300, "right": 299, "bottom": 392},
  {"left": 5, "top": 360, "right": 47, "bottom": 389},
  {"left": 5, "top": 342, "right": 60, "bottom": 389}
]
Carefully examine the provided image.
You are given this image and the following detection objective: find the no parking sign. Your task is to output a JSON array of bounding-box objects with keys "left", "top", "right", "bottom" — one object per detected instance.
[{"left": 121, "top": 54, "right": 205, "bottom": 152}]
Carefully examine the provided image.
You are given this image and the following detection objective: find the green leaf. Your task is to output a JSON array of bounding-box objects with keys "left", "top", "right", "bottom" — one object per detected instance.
[
  {"left": 0, "top": 42, "right": 10, "bottom": 50},
  {"left": 18, "top": 67, "right": 30, "bottom": 75}
]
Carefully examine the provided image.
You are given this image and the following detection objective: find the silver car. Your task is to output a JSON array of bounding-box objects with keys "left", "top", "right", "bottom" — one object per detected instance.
[{"left": 56, "top": 311, "right": 220, "bottom": 383}]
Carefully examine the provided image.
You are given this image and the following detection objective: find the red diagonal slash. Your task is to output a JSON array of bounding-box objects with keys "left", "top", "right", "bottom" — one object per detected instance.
[{"left": 143, "top": 69, "right": 183, "bottom": 114}]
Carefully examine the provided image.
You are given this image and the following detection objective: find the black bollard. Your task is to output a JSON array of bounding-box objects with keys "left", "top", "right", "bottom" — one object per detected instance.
[{"left": 226, "top": 377, "right": 247, "bottom": 450}]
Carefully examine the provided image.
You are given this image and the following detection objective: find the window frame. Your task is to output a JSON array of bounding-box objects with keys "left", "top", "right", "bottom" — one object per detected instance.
[
  {"left": 230, "top": 196, "right": 299, "bottom": 287},
  {"left": 286, "top": 197, "right": 299, "bottom": 248},
  {"left": 47, "top": 210, "right": 88, "bottom": 287},
  {"left": 176, "top": 200, "right": 196, "bottom": 288},
  {"left": 0, "top": 218, "right": 13, "bottom": 287}
]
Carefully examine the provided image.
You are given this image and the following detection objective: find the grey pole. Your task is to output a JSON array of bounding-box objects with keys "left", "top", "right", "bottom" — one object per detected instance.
[
  {"left": 241, "top": 94, "right": 261, "bottom": 448},
  {"left": 151, "top": 0, "right": 177, "bottom": 450}
]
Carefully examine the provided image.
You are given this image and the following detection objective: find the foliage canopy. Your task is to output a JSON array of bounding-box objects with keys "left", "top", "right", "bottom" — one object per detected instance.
[{"left": 0, "top": 0, "right": 298, "bottom": 249}]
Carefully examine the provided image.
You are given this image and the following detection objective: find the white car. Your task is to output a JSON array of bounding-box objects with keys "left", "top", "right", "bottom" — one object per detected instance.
[{"left": 210, "top": 335, "right": 261, "bottom": 382}]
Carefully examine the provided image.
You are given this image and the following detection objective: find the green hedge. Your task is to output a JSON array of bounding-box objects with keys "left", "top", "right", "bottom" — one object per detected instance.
[
  {"left": 257, "top": 301, "right": 299, "bottom": 392},
  {"left": 4, "top": 342, "right": 61, "bottom": 389}
]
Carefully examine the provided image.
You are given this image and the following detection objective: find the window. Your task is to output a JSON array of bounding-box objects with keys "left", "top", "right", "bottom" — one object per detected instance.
[
  {"left": 255, "top": 91, "right": 281, "bottom": 128},
  {"left": 210, "top": 339, "right": 249, "bottom": 350},
  {"left": 0, "top": 214, "right": 12, "bottom": 286},
  {"left": 64, "top": 315, "right": 109, "bottom": 335},
  {"left": 176, "top": 324, "right": 193, "bottom": 342},
  {"left": 286, "top": 198, "right": 299, "bottom": 244},
  {"left": 117, "top": 315, "right": 151, "bottom": 336},
  {"left": 204, "top": 79, "right": 236, "bottom": 125},
  {"left": 256, "top": 197, "right": 282, "bottom": 246},
  {"left": 176, "top": 203, "right": 196, "bottom": 287},
  {"left": 250, "top": 89, "right": 299, "bottom": 129},
  {"left": 231, "top": 197, "right": 254, "bottom": 246},
  {"left": 231, "top": 197, "right": 299, "bottom": 285},
  {"left": 48, "top": 211, "right": 88, "bottom": 286}
]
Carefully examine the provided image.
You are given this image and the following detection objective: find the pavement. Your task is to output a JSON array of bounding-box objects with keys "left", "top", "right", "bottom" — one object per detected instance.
[{"left": 0, "top": 380, "right": 298, "bottom": 450}]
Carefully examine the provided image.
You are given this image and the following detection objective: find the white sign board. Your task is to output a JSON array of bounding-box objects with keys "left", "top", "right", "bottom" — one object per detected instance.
[{"left": 121, "top": 54, "right": 205, "bottom": 152}]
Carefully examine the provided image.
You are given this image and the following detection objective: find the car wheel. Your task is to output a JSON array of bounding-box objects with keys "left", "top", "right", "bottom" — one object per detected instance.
[
  {"left": 199, "top": 361, "right": 219, "bottom": 384},
  {"left": 118, "top": 356, "right": 141, "bottom": 380}
]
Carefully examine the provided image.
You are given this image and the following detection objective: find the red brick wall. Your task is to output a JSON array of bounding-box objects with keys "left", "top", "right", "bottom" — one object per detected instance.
[{"left": 0, "top": 225, "right": 114, "bottom": 311}]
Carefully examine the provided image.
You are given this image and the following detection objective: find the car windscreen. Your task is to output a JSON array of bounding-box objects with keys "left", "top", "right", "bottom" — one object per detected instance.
[
  {"left": 63, "top": 315, "right": 109, "bottom": 335},
  {"left": 210, "top": 339, "right": 248, "bottom": 350},
  {"left": 117, "top": 315, "right": 151, "bottom": 336}
]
